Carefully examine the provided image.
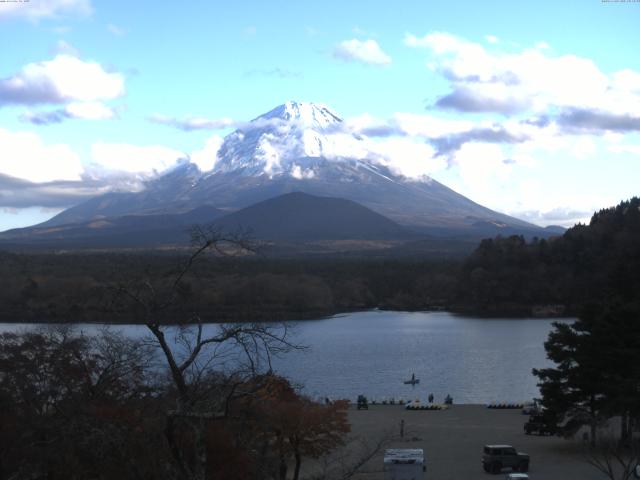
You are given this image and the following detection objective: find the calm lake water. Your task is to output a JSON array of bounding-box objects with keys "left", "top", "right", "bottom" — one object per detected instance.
[{"left": 0, "top": 310, "right": 570, "bottom": 404}]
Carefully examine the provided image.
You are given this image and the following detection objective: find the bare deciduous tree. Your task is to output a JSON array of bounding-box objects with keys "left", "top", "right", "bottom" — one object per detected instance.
[
  {"left": 585, "top": 438, "right": 640, "bottom": 480},
  {"left": 112, "top": 226, "right": 300, "bottom": 480}
]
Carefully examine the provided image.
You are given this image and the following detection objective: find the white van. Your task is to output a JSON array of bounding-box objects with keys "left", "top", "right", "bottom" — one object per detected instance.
[{"left": 383, "top": 449, "right": 426, "bottom": 480}]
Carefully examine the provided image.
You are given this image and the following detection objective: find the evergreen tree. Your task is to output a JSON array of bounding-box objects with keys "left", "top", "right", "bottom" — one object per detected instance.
[
  {"left": 534, "top": 319, "right": 607, "bottom": 445},
  {"left": 534, "top": 301, "right": 640, "bottom": 445}
]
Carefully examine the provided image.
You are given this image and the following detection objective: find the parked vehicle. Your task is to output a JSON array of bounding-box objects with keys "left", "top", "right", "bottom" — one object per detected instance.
[
  {"left": 521, "top": 401, "right": 541, "bottom": 415},
  {"left": 524, "top": 415, "right": 557, "bottom": 435},
  {"left": 384, "top": 449, "right": 426, "bottom": 480},
  {"left": 482, "top": 445, "right": 529, "bottom": 474}
]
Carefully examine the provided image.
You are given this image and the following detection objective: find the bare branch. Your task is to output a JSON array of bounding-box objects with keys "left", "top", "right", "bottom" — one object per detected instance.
[{"left": 585, "top": 438, "right": 640, "bottom": 480}]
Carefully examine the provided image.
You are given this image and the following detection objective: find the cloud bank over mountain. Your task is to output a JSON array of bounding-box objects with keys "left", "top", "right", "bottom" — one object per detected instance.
[{"left": 0, "top": 6, "right": 638, "bottom": 230}]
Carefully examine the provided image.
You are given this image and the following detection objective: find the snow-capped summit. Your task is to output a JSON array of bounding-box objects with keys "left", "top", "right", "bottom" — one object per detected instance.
[
  {"left": 257, "top": 101, "right": 342, "bottom": 128},
  {"left": 33, "top": 101, "right": 544, "bottom": 236},
  {"left": 214, "top": 101, "right": 355, "bottom": 177}
]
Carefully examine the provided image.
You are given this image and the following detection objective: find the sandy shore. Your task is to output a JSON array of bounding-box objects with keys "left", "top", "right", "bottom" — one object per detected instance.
[{"left": 328, "top": 404, "right": 606, "bottom": 480}]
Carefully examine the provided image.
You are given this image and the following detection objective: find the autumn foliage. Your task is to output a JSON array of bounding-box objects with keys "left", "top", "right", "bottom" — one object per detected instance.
[{"left": 0, "top": 330, "right": 350, "bottom": 480}]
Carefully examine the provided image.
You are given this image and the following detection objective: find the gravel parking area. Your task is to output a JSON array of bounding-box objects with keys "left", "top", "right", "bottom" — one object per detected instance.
[{"left": 338, "top": 404, "right": 606, "bottom": 480}]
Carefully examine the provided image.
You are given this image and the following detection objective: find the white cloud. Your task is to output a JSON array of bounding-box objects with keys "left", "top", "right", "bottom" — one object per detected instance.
[
  {"left": 485, "top": 35, "right": 499, "bottom": 44},
  {"left": 0, "top": 54, "right": 125, "bottom": 106},
  {"left": 452, "top": 142, "right": 510, "bottom": 191},
  {"left": 612, "top": 69, "right": 640, "bottom": 93},
  {"left": 503, "top": 180, "right": 604, "bottom": 227},
  {"left": 290, "top": 164, "right": 315, "bottom": 179},
  {"left": 365, "top": 138, "right": 444, "bottom": 178},
  {"left": 65, "top": 101, "right": 115, "bottom": 120},
  {"left": 507, "top": 208, "right": 593, "bottom": 228},
  {"left": 0, "top": 0, "right": 92, "bottom": 21},
  {"left": 0, "top": 127, "right": 83, "bottom": 182},
  {"left": 21, "top": 101, "right": 116, "bottom": 124},
  {"left": 570, "top": 136, "right": 596, "bottom": 159},
  {"left": 405, "top": 31, "right": 640, "bottom": 125},
  {"left": 149, "top": 114, "right": 235, "bottom": 131},
  {"left": 0, "top": 129, "right": 227, "bottom": 211},
  {"left": 106, "top": 23, "right": 125, "bottom": 36},
  {"left": 190, "top": 135, "right": 224, "bottom": 171},
  {"left": 333, "top": 39, "right": 391, "bottom": 66},
  {"left": 392, "top": 113, "right": 475, "bottom": 138},
  {"left": 405, "top": 32, "right": 466, "bottom": 52},
  {"left": 609, "top": 144, "right": 640, "bottom": 155},
  {"left": 319, "top": 130, "right": 444, "bottom": 179},
  {"left": 90, "top": 143, "right": 186, "bottom": 174}
]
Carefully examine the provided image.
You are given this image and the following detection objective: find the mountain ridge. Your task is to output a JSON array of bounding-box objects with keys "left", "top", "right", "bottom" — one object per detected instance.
[
  {"left": 17, "top": 101, "right": 549, "bottom": 247},
  {"left": 0, "top": 193, "right": 415, "bottom": 249}
]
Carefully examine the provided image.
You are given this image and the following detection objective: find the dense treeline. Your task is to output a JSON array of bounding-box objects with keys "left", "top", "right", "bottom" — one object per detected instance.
[
  {"left": 0, "top": 253, "right": 459, "bottom": 323},
  {"left": 456, "top": 197, "right": 640, "bottom": 315},
  {"left": 529, "top": 200, "right": 640, "bottom": 458},
  {"left": 2, "top": 197, "right": 638, "bottom": 323}
]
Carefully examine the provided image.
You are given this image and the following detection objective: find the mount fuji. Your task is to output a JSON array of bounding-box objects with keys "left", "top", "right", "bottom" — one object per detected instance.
[{"left": 3, "top": 101, "right": 551, "bottom": 249}]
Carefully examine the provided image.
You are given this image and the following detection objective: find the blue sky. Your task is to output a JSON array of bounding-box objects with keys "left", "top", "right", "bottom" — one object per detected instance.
[{"left": 0, "top": 0, "right": 639, "bottom": 230}]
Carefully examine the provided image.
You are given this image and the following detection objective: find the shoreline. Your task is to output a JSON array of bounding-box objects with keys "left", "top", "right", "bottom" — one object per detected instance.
[{"left": 0, "top": 306, "right": 574, "bottom": 325}]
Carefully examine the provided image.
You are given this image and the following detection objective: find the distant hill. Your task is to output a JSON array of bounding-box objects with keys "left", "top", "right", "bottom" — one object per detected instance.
[
  {"left": 0, "top": 206, "right": 224, "bottom": 248},
  {"left": 213, "top": 192, "right": 411, "bottom": 241},
  {"left": 0, "top": 193, "right": 412, "bottom": 249}
]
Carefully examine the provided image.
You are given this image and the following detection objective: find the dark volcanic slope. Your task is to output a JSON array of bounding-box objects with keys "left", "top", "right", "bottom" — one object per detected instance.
[
  {"left": 41, "top": 160, "right": 541, "bottom": 235},
  {"left": 213, "top": 192, "right": 410, "bottom": 241},
  {"left": 0, "top": 205, "right": 224, "bottom": 248},
  {"left": 193, "top": 160, "right": 537, "bottom": 231}
]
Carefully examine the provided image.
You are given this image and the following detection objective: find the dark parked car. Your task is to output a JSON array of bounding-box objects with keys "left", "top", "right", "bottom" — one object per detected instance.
[
  {"left": 521, "top": 401, "right": 541, "bottom": 415},
  {"left": 524, "top": 414, "right": 557, "bottom": 435},
  {"left": 482, "top": 445, "right": 529, "bottom": 474}
]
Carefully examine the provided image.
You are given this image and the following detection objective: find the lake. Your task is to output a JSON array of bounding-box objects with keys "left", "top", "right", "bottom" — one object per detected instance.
[{"left": 0, "top": 310, "right": 569, "bottom": 404}]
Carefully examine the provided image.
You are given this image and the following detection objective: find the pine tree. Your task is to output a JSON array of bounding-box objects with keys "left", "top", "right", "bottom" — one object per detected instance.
[{"left": 534, "top": 301, "right": 640, "bottom": 445}]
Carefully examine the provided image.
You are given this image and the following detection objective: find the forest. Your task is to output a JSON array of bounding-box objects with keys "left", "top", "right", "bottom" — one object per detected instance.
[
  {"left": 0, "top": 197, "right": 638, "bottom": 323},
  {"left": 456, "top": 197, "right": 640, "bottom": 315},
  {"left": 0, "top": 251, "right": 460, "bottom": 324}
]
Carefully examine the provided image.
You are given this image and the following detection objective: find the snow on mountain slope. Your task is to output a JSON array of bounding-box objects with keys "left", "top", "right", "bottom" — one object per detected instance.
[
  {"left": 36, "top": 101, "right": 543, "bottom": 234},
  {"left": 213, "top": 101, "right": 373, "bottom": 178},
  {"left": 259, "top": 101, "right": 342, "bottom": 127}
]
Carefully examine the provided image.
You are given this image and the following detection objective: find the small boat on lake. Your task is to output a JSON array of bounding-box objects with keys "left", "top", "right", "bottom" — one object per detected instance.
[{"left": 404, "top": 373, "right": 420, "bottom": 385}]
